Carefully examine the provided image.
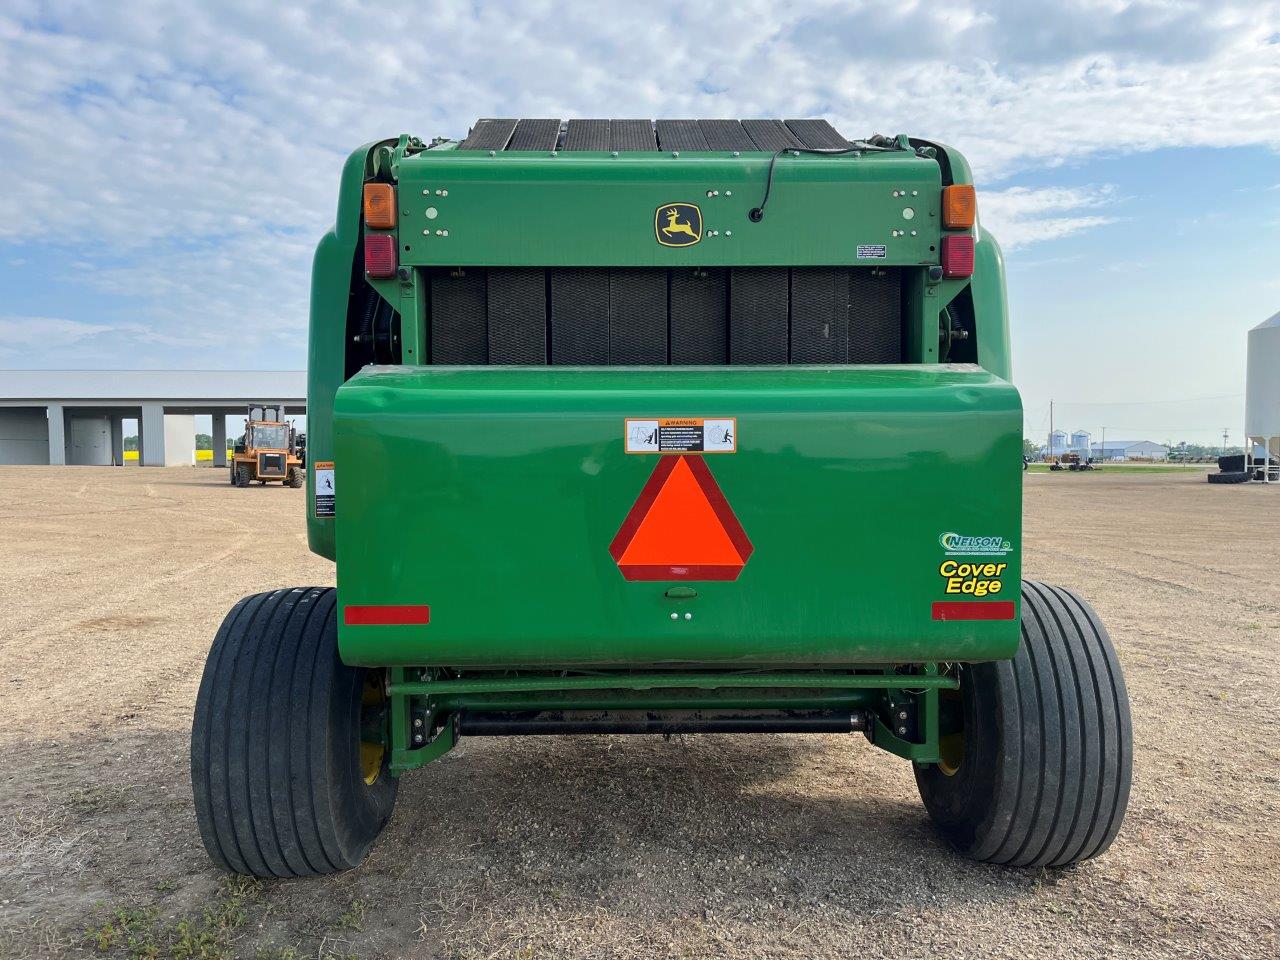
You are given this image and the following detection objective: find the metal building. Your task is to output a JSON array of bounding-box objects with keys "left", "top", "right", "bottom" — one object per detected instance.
[
  {"left": 1089, "top": 440, "right": 1169, "bottom": 461},
  {"left": 0, "top": 371, "right": 305, "bottom": 466}
]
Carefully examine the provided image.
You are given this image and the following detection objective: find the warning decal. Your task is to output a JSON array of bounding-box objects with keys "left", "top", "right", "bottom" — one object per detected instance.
[
  {"left": 625, "top": 417, "right": 736, "bottom": 454},
  {"left": 314, "top": 461, "right": 335, "bottom": 517},
  {"left": 609, "top": 455, "right": 753, "bottom": 581}
]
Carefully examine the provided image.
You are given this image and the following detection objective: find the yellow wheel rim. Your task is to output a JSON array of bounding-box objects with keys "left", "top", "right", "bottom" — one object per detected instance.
[
  {"left": 936, "top": 685, "right": 964, "bottom": 777},
  {"left": 360, "top": 741, "right": 385, "bottom": 785},
  {"left": 359, "top": 673, "right": 387, "bottom": 786}
]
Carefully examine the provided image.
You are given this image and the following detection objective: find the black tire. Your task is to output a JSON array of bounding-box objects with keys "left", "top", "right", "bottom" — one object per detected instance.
[
  {"left": 191, "top": 587, "right": 398, "bottom": 877},
  {"left": 286, "top": 466, "right": 304, "bottom": 488},
  {"left": 915, "top": 580, "right": 1132, "bottom": 867},
  {"left": 1207, "top": 471, "right": 1248, "bottom": 484},
  {"left": 233, "top": 463, "right": 252, "bottom": 487}
]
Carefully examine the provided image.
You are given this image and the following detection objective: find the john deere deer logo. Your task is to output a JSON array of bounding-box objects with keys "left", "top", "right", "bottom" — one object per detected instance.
[{"left": 655, "top": 203, "right": 702, "bottom": 247}]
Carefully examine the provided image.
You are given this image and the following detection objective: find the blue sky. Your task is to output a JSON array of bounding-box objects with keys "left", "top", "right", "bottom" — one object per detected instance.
[{"left": 1, "top": 0, "right": 1278, "bottom": 444}]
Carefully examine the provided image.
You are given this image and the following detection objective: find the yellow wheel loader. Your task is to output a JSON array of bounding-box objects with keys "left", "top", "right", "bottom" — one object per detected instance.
[{"left": 230, "top": 404, "right": 304, "bottom": 487}]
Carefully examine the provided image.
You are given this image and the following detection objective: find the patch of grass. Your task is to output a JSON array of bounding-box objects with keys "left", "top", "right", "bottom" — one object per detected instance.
[
  {"left": 334, "top": 899, "right": 366, "bottom": 931},
  {"left": 68, "top": 785, "right": 131, "bottom": 816},
  {"left": 85, "top": 906, "right": 156, "bottom": 954},
  {"left": 84, "top": 876, "right": 266, "bottom": 959}
]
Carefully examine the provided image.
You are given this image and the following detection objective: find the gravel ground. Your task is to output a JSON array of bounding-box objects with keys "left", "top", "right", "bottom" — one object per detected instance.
[{"left": 0, "top": 466, "right": 1276, "bottom": 959}]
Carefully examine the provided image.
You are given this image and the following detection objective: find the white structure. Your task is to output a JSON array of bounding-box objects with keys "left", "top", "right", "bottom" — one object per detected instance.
[
  {"left": 0, "top": 371, "right": 305, "bottom": 467},
  {"left": 1246, "top": 310, "right": 1280, "bottom": 466},
  {"left": 1090, "top": 440, "right": 1168, "bottom": 461},
  {"left": 1069, "top": 431, "right": 1091, "bottom": 457}
]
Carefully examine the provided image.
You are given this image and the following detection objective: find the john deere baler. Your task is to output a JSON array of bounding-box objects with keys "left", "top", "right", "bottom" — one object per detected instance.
[{"left": 192, "top": 119, "right": 1132, "bottom": 879}]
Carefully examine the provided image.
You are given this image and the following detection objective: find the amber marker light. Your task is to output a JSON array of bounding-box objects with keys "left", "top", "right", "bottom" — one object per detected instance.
[
  {"left": 942, "top": 184, "right": 976, "bottom": 230},
  {"left": 363, "top": 183, "right": 397, "bottom": 229}
]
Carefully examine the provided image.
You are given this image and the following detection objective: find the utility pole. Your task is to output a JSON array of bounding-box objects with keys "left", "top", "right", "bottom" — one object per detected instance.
[
  {"left": 1222, "top": 428, "right": 1229, "bottom": 457},
  {"left": 1100, "top": 426, "right": 1106, "bottom": 463}
]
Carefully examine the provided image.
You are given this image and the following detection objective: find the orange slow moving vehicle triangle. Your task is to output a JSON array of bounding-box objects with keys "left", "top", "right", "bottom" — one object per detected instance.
[{"left": 609, "top": 455, "right": 753, "bottom": 581}]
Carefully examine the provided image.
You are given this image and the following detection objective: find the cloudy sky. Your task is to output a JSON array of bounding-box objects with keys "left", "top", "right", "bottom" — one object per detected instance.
[{"left": 1, "top": 1, "right": 1278, "bottom": 444}]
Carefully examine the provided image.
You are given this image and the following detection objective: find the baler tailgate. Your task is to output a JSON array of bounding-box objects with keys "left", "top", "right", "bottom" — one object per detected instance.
[{"left": 333, "top": 364, "right": 1022, "bottom": 668}]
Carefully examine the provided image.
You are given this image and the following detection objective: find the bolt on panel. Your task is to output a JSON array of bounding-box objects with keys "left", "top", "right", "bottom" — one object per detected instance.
[
  {"left": 670, "top": 268, "right": 729, "bottom": 364},
  {"left": 742, "top": 119, "right": 804, "bottom": 151},
  {"left": 487, "top": 268, "right": 547, "bottom": 363},
  {"left": 550, "top": 268, "right": 610, "bottom": 363},
  {"left": 730, "top": 268, "right": 790, "bottom": 364},
  {"left": 610, "top": 119, "right": 657, "bottom": 151},
  {"left": 784, "top": 119, "right": 850, "bottom": 149},
  {"left": 655, "top": 119, "right": 709, "bottom": 151},
  {"left": 791, "top": 267, "right": 851, "bottom": 363},
  {"left": 507, "top": 118, "right": 561, "bottom": 151},
  {"left": 429, "top": 268, "right": 488, "bottom": 363},
  {"left": 458, "top": 118, "right": 518, "bottom": 151}
]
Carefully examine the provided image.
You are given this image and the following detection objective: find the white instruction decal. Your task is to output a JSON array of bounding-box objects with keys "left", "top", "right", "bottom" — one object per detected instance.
[
  {"left": 314, "top": 461, "right": 335, "bottom": 517},
  {"left": 626, "top": 418, "right": 736, "bottom": 454}
]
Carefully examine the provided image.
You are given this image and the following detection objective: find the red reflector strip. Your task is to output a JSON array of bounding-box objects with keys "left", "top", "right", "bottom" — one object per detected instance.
[
  {"left": 364, "top": 234, "right": 397, "bottom": 279},
  {"left": 344, "top": 604, "right": 430, "bottom": 626},
  {"left": 940, "top": 235, "right": 975, "bottom": 278},
  {"left": 932, "top": 601, "right": 1015, "bottom": 622}
]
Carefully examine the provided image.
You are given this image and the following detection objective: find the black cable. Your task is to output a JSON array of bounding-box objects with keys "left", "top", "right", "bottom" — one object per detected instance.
[{"left": 748, "top": 142, "right": 900, "bottom": 222}]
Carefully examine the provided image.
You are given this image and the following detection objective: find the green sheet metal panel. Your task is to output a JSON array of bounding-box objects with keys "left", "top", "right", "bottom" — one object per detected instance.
[
  {"left": 333, "top": 365, "right": 1022, "bottom": 667},
  {"left": 398, "top": 152, "right": 941, "bottom": 267}
]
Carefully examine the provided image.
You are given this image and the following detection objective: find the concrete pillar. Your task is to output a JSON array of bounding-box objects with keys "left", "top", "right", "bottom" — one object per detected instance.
[
  {"left": 110, "top": 416, "right": 125, "bottom": 466},
  {"left": 163, "top": 414, "right": 195, "bottom": 466},
  {"left": 46, "top": 403, "right": 66, "bottom": 465},
  {"left": 140, "top": 403, "right": 165, "bottom": 467},
  {"left": 211, "top": 412, "right": 227, "bottom": 467}
]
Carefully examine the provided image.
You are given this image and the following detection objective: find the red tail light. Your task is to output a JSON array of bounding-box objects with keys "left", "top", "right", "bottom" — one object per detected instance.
[
  {"left": 940, "top": 235, "right": 974, "bottom": 278},
  {"left": 364, "top": 234, "right": 397, "bottom": 278}
]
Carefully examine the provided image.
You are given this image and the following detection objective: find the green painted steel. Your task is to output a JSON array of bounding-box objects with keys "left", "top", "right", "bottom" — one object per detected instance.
[
  {"left": 388, "top": 672, "right": 959, "bottom": 697},
  {"left": 302, "top": 130, "right": 1021, "bottom": 768},
  {"left": 333, "top": 364, "right": 1022, "bottom": 668},
  {"left": 971, "top": 227, "right": 1013, "bottom": 381},
  {"left": 396, "top": 152, "right": 941, "bottom": 267},
  {"left": 306, "top": 141, "right": 390, "bottom": 562},
  {"left": 305, "top": 137, "right": 1014, "bottom": 564}
]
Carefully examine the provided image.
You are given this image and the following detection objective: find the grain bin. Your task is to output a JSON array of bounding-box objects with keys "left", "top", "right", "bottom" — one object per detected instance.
[{"left": 1246, "top": 310, "right": 1280, "bottom": 461}]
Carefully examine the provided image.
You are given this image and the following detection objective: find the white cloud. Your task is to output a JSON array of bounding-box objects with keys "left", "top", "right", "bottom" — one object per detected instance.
[
  {"left": 981, "top": 184, "right": 1121, "bottom": 249},
  {"left": 0, "top": 315, "right": 114, "bottom": 347},
  {"left": 0, "top": 0, "right": 1277, "bottom": 360}
]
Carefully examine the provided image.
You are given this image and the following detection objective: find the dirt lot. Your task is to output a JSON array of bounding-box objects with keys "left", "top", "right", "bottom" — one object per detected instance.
[{"left": 0, "top": 466, "right": 1277, "bottom": 959}]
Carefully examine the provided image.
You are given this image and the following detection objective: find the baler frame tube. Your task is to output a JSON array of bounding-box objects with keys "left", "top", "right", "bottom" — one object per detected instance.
[{"left": 383, "top": 666, "right": 953, "bottom": 773}]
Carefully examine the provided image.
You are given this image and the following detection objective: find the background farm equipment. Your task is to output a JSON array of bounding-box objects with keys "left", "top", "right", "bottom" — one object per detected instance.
[{"left": 230, "top": 404, "right": 304, "bottom": 487}]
